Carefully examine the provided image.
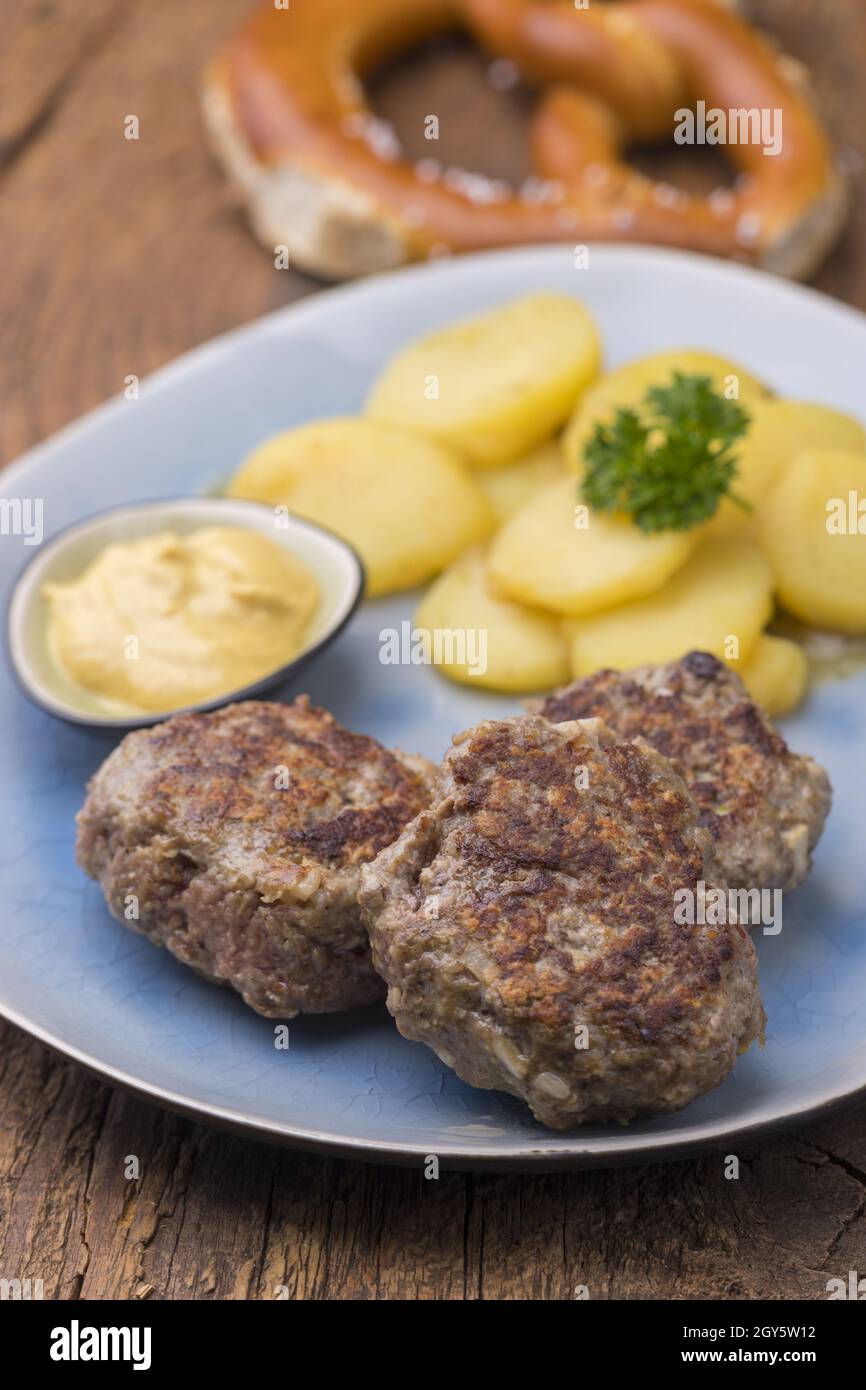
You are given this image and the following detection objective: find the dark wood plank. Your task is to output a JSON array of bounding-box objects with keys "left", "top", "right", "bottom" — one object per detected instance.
[
  {"left": 1, "top": 0, "right": 865, "bottom": 1301},
  {"left": 754, "top": 0, "right": 866, "bottom": 308},
  {"left": 2, "top": 0, "right": 864, "bottom": 464},
  {"left": 0, "top": 0, "right": 312, "bottom": 467},
  {"left": 2, "top": 1018, "right": 865, "bottom": 1299}
]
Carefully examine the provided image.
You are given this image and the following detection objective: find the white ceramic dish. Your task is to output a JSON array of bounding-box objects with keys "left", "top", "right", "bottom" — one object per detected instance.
[
  {"left": 1, "top": 245, "right": 865, "bottom": 1169},
  {"left": 6, "top": 496, "right": 364, "bottom": 729}
]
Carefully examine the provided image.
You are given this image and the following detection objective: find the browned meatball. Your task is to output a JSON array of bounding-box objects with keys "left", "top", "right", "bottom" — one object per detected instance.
[
  {"left": 536, "top": 652, "right": 831, "bottom": 892},
  {"left": 360, "top": 713, "right": 765, "bottom": 1130},
  {"left": 77, "top": 698, "right": 433, "bottom": 1017}
]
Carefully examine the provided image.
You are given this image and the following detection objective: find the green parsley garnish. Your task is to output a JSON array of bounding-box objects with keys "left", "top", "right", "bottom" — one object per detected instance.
[{"left": 581, "top": 372, "right": 752, "bottom": 533}]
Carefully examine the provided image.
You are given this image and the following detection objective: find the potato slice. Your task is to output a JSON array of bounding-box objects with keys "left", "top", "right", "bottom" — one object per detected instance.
[
  {"left": 476, "top": 441, "right": 565, "bottom": 523},
  {"left": 707, "top": 400, "right": 866, "bottom": 539},
  {"left": 566, "top": 538, "right": 773, "bottom": 675},
  {"left": 366, "top": 294, "right": 601, "bottom": 466},
  {"left": 729, "top": 634, "right": 808, "bottom": 716},
  {"left": 226, "top": 418, "right": 493, "bottom": 597},
  {"left": 414, "top": 548, "right": 569, "bottom": 692},
  {"left": 759, "top": 448, "right": 866, "bottom": 632},
  {"left": 487, "top": 475, "right": 696, "bottom": 616},
  {"left": 563, "top": 349, "right": 770, "bottom": 474}
]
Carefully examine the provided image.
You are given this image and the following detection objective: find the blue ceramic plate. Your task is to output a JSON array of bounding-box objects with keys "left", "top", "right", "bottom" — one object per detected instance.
[{"left": 2, "top": 246, "right": 865, "bottom": 1169}]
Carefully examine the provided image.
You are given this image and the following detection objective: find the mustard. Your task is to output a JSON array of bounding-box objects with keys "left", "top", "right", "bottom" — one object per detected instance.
[{"left": 43, "top": 527, "right": 319, "bottom": 714}]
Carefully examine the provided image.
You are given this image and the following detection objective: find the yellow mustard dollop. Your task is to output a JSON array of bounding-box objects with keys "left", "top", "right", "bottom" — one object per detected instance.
[{"left": 43, "top": 527, "right": 319, "bottom": 714}]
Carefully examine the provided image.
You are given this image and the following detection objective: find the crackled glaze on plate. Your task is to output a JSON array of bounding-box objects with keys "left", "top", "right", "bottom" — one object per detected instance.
[{"left": 1, "top": 246, "right": 865, "bottom": 1168}]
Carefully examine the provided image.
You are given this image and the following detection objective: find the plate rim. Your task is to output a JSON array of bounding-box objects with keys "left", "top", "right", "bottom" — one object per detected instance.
[
  {"left": 3, "top": 241, "right": 866, "bottom": 1169},
  {"left": 3, "top": 241, "right": 866, "bottom": 499},
  {"left": 4, "top": 995, "right": 865, "bottom": 1171}
]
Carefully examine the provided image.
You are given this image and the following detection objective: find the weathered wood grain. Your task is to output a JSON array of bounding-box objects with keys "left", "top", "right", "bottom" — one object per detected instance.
[
  {"left": 2, "top": 1018, "right": 864, "bottom": 1299},
  {"left": 0, "top": 0, "right": 122, "bottom": 168},
  {"left": 0, "top": 0, "right": 864, "bottom": 1300}
]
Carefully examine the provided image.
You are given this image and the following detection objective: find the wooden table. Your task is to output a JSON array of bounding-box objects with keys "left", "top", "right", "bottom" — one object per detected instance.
[{"left": 1, "top": 0, "right": 865, "bottom": 1301}]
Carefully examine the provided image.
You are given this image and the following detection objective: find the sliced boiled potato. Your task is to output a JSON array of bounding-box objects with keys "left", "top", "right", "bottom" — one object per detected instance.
[
  {"left": 366, "top": 294, "right": 601, "bottom": 466},
  {"left": 729, "top": 633, "right": 808, "bottom": 716},
  {"left": 759, "top": 448, "right": 866, "bottom": 632},
  {"left": 226, "top": 418, "right": 493, "bottom": 597},
  {"left": 414, "top": 548, "right": 569, "bottom": 692},
  {"left": 476, "top": 440, "right": 565, "bottom": 523},
  {"left": 563, "top": 348, "right": 770, "bottom": 474},
  {"left": 708, "top": 400, "right": 866, "bottom": 539},
  {"left": 566, "top": 538, "right": 773, "bottom": 676},
  {"left": 486, "top": 475, "right": 696, "bottom": 616}
]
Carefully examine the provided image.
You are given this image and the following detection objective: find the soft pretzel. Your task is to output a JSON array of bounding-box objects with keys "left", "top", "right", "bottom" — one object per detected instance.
[{"left": 202, "top": 0, "right": 845, "bottom": 280}]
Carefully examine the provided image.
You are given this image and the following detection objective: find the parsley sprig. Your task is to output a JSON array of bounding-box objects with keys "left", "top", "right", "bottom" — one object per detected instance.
[{"left": 581, "top": 373, "right": 752, "bottom": 533}]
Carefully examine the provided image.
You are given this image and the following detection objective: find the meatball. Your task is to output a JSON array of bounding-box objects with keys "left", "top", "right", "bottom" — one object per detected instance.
[
  {"left": 360, "top": 713, "right": 765, "bottom": 1130},
  {"left": 77, "top": 698, "right": 433, "bottom": 1017},
  {"left": 536, "top": 651, "right": 831, "bottom": 891}
]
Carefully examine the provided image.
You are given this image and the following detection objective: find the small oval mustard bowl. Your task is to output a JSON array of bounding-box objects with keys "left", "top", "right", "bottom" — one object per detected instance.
[{"left": 6, "top": 496, "right": 364, "bottom": 731}]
